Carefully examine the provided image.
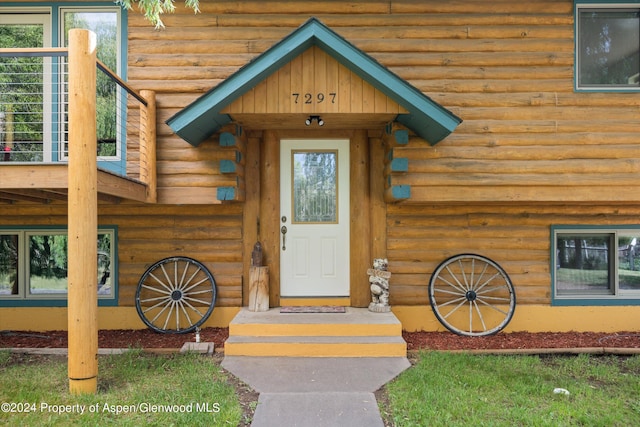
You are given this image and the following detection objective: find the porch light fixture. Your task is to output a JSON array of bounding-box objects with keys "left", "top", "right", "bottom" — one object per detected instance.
[{"left": 305, "top": 115, "right": 324, "bottom": 126}]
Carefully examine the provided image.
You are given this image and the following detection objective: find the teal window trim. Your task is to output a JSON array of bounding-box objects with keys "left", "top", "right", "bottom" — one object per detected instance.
[
  {"left": 551, "top": 225, "right": 640, "bottom": 306},
  {"left": 0, "top": 225, "right": 118, "bottom": 307},
  {"left": 574, "top": 1, "right": 640, "bottom": 92},
  {"left": 0, "top": 2, "right": 128, "bottom": 172}
]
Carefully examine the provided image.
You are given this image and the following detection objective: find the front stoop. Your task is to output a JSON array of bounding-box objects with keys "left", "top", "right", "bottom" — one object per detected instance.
[{"left": 224, "top": 307, "right": 407, "bottom": 357}]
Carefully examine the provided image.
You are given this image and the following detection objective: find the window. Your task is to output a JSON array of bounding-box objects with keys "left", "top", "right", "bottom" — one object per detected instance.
[
  {"left": 60, "top": 8, "right": 123, "bottom": 163},
  {"left": 0, "top": 3, "right": 126, "bottom": 172},
  {"left": 552, "top": 226, "right": 640, "bottom": 305},
  {"left": 576, "top": 3, "right": 640, "bottom": 91},
  {"left": 0, "top": 227, "right": 117, "bottom": 306},
  {"left": 292, "top": 151, "right": 338, "bottom": 223},
  {"left": 0, "top": 13, "right": 52, "bottom": 162}
]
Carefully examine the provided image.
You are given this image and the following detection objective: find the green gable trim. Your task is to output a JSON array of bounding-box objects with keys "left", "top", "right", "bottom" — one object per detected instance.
[{"left": 167, "top": 18, "right": 461, "bottom": 146}]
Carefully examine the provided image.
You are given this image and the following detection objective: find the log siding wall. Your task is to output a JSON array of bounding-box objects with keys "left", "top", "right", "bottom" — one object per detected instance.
[
  {"left": 385, "top": 203, "right": 640, "bottom": 306},
  {"left": 126, "top": 0, "right": 639, "bottom": 206},
  {"left": 0, "top": 204, "right": 243, "bottom": 308},
  {"left": 6, "top": 0, "right": 640, "bottom": 311}
]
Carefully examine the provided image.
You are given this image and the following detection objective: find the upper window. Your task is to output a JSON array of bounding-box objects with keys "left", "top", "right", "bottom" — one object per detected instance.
[
  {"left": 552, "top": 226, "right": 640, "bottom": 305},
  {"left": 576, "top": 3, "right": 640, "bottom": 91},
  {"left": 0, "top": 13, "right": 52, "bottom": 162},
  {"left": 60, "top": 8, "right": 122, "bottom": 161}
]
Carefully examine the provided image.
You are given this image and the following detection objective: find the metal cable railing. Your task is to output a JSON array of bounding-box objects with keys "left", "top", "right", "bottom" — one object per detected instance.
[{"left": 0, "top": 49, "right": 149, "bottom": 181}]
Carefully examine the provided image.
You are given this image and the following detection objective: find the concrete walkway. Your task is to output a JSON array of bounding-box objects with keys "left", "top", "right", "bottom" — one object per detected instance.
[{"left": 222, "top": 356, "right": 411, "bottom": 427}]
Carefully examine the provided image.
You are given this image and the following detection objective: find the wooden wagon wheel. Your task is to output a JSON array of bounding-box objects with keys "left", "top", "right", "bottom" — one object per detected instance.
[
  {"left": 135, "top": 257, "right": 217, "bottom": 334},
  {"left": 429, "top": 254, "right": 516, "bottom": 337}
]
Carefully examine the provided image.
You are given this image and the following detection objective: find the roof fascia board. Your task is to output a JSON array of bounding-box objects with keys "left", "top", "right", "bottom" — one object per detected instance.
[
  {"left": 310, "top": 24, "right": 461, "bottom": 143},
  {"left": 167, "top": 26, "right": 317, "bottom": 145}
]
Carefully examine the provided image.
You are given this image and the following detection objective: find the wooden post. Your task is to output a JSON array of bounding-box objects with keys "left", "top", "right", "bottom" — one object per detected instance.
[
  {"left": 261, "top": 130, "right": 280, "bottom": 307},
  {"left": 67, "top": 29, "right": 98, "bottom": 394},
  {"left": 350, "top": 130, "right": 371, "bottom": 307},
  {"left": 139, "top": 89, "right": 157, "bottom": 203},
  {"left": 369, "top": 136, "right": 387, "bottom": 266},
  {"left": 242, "top": 136, "right": 261, "bottom": 307},
  {"left": 248, "top": 266, "right": 269, "bottom": 311}
]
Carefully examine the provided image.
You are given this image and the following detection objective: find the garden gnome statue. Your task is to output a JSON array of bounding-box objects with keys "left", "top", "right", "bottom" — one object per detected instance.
[{"left": 368, "top": 258, "right": 391, "bottom": 313}]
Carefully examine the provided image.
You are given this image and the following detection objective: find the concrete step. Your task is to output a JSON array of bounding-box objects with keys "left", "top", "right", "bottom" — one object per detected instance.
[
  {"left": 224, "top": 335, "right": 407, "bottom": 357},
  {"left": 225, "top": 307, "right": 407, "bottom": 357},
  {"left": 229, "top": 307, "right": 402, "bottom": 336}
]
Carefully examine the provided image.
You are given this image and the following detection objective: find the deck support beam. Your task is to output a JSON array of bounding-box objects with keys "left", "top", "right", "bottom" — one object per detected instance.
[{"left": 67, "top": 29, "right": 98, "bottom": 395}]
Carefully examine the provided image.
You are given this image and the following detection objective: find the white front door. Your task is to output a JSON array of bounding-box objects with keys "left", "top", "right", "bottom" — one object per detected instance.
[{"left": 280, "top": 139, "right": 350, "bottom": 297}]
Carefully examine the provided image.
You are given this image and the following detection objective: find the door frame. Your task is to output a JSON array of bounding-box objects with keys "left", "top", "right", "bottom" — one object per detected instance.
[{"left": 244, "top": 129, "right": 381, "bottom": 308}]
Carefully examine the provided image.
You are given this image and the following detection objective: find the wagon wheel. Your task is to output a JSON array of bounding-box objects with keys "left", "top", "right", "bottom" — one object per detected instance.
[
  {"left": 135, "top": 257, "right": 217, "bottom": 334},
  {"left": 429, "top": 254, "right": 515, "bottom": 337}
]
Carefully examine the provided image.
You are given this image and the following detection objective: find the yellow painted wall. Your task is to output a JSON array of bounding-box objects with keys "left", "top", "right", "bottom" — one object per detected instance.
[
  {"left": 2, "top": 305, "right": 637, "bottom": 333},
  {"left": 393, "top": 305, "right": 640, "bottom": 333},
  {"left": 0, "top": 307, "right": 239, "bottom": 332}
]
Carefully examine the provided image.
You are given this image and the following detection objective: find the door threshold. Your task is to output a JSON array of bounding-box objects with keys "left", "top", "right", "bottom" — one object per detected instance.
[{"left": 280, "top": 297, "right": 351, "bottom": 307}]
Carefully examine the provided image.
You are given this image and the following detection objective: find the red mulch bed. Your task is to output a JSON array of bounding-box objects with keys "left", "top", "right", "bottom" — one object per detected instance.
[
  {"left": 1, "top": 328, "right": 639, "bottom": 351},
  {"left": 403, "top": 330, "right": 640, "bottom": 351},
  {"left": 0, "top": 328, "right": 229, "bottom": 350}
]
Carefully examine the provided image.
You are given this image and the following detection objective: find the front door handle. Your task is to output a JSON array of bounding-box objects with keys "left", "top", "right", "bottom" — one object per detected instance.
[{"left": 281, "top": 226, "right": 287, "bottom": 250}]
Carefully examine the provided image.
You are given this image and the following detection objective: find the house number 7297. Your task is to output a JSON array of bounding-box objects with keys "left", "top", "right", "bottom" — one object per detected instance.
[{"left": 292, "top": 92, "right": 336, "bottom": 104}]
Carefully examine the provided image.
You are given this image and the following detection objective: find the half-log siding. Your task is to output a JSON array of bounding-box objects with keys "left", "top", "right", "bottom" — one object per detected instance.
[
  {"left": 128, "top": 0, "right": 640, "bottom": 206},
  {"left": 101, "top": 204, "right": 243, "bottom": 307},
  {"left": 387, "top": 203, "right": 640, "bottom": 306},
  {"left": 6, "top": 0, "right": 640, "bottom": 316},
  {"left": 0, "top": 204, "right": 243, "bottom": 307}
]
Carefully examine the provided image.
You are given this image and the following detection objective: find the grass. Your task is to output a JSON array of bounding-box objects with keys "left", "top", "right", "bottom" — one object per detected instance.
[
  {"left": 4, "top": 348, "right": 639, "bottom": 426},
  {"left": 0, "top": 349, "right": 243, "bottom": 426},
  {"left": 386, "top": 352, "right": 640, "bottom": 426}
]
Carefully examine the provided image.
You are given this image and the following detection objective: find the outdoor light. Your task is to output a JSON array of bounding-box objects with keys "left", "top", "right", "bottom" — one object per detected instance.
[{"left": 305, "top": 115, "right": 324, "bottom": 126}]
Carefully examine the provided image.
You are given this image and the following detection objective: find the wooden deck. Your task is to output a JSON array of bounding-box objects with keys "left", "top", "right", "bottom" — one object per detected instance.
[{"left": 0, "top": 164, "right": 150, "bottom": 204}]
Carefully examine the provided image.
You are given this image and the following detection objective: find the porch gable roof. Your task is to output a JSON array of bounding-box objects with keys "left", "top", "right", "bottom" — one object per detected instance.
[{"left": 166, "top": 17, "right": 462, "bottom": 146}]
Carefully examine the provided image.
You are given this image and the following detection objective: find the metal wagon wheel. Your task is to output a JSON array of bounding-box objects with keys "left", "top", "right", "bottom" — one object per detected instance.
[
  {"left": 135, "top": 257, "right": 217, "bottom": 334},
  {"left": 429, "top": 254, "right": 516, "bottom": 337}
]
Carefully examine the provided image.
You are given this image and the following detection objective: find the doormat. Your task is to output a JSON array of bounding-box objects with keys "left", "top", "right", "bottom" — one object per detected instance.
[{"left": 280, "top": 306, "right": 346, "bottom": 314}]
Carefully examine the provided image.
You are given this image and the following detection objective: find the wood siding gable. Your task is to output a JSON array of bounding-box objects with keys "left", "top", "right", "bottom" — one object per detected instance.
[{"left": 166, "top": 17, "right": 462, "bottom": 146}]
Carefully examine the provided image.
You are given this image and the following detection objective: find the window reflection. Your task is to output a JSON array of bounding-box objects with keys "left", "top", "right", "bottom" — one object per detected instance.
[
  {"left": 556, "top": 234, "right": 612, "bottom": 294},
  {"left": 579, "top": 9, "right": 640, "bottom": 87},
  {"left": 0, "top": 234, "right": 19, "bottom": 295},
  {"left": 292, "top": 151, "right": 337, "bottom": 223}
]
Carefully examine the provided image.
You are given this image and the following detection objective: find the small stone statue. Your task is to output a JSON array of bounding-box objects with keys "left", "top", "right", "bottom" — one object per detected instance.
[
  {"left": 251, "top": 241, "right": 263, "bottom": 267},
  {"left": 368, "top": 258, "right": 391, "bottom": 313}
]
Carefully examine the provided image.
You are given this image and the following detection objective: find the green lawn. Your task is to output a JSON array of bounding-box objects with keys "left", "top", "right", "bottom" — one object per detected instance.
[
  {"left": 0, "top": 349, "right": 244, "bottom": 426},
  {"left": 4, "top": 348, "right": 639, "bottom": 426},
  {"left": 385, "top": 352, "right": 640, "bottom": 426}
]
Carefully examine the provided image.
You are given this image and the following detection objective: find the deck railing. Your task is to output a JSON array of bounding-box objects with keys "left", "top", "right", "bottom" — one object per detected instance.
[{"left": 0, "top": 47, "right": 155, "bottom": 187}]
